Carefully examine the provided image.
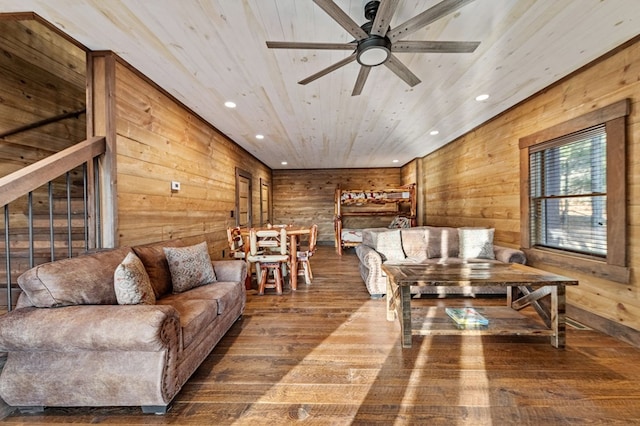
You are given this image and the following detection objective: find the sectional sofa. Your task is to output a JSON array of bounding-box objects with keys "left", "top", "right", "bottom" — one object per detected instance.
[{"left": 355, "top": 226, "right": 527, "bottom": 297}]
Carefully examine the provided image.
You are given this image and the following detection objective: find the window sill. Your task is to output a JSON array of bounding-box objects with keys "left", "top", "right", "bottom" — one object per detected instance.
[{"left": 523, "top": 248, "right": 630, "bottom": 284}]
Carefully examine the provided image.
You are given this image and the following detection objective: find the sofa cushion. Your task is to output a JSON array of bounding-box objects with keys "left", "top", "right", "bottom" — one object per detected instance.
[
  {"left": 458, "top": 227, "right": 496, "bottom": 260},
  {"left": 175, "top": 281, "right": 244, "bottom": 315},
  {"left": 400, "top": 228, "right": 429, "bottom": 260},
  {"left": 426, "top": 226, "right": 459, "bottom": 258},
  {"left": 164, "top": 242, "right": 217, "bottom": 293},
  {"left": 133, "top": 239, "right": 184, "bottom": 298},
  {"left": 17, "top": 247, "right": 133, "bottom": 307},
  {"left": 157, "top": 297, "right": 218, "bottom": 349},
  {"left": 114, "top": 252, "right": 156, "bottom": 305},
  {"left": 371, "top": 229, "right": 405, "bottom": 261}
]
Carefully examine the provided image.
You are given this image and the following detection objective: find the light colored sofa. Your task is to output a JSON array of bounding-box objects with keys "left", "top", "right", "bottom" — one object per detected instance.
[
  {"left": 355, "top": 226, "right": 527, "bottom": 297},
  {"left": 0, "top": 237, "right": 246, "bottom": 414}
]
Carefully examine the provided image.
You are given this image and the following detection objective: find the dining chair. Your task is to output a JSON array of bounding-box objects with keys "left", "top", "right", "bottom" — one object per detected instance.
[
  {"left": 226, "top": 227, "right": 245, "bottom": 259},
  {"left": 296, "top": 224, "right": 318, "bottom": 285},
  {"left": 227, "top": 226, "right": 252, "bottom": 290},
  {"left": 247, "top": 228, "right": 289, "bottom": 295}
]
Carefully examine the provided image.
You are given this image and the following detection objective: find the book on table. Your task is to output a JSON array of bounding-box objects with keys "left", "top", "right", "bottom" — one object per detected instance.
[{"left": 445, "top": 307, "right": 489, "bottom": 326}]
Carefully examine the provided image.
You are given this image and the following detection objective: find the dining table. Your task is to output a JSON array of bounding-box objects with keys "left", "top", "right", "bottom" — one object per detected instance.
[{"left": 239, "top": 225, "right": 311, "bottom": 291}]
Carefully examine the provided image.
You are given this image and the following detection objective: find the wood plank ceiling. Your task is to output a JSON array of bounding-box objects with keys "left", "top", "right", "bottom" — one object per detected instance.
[{"left": 1, "top": 0, "right": 639, "bottom": 169}]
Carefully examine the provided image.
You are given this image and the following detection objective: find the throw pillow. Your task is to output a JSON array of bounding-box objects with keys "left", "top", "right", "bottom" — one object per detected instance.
[
  {"left": 458, "top": 228, "right": 496, "bottom": 260},
  {"left": 388, "top": 215, "right": 411, "bottom": 229},
  {"left": 114, "top": 252, "right": 156, "bottom": 305},
  {"left": 375, "top": 229, "right": 406, "bottom": 261},
  {"left": 163, "top": 241, "right": 216, "bottom": 293}
]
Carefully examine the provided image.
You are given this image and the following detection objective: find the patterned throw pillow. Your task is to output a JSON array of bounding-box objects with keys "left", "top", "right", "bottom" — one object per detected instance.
[
  {"left": 458, "top": 228, "right": 496, "bottom": 260},
  {"left": 388, "top": 215, "right": 411, "bottom": 229},
  {"left": 163, "top": 241, "right": 216, "bottom": 293},
  {"left": 114, "top": 252, "right": 156, "bottom": 305}
]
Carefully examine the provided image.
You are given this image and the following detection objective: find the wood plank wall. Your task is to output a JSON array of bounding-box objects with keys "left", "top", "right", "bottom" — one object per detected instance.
[
  {"left": 0, "top": 18, "right": 86, "bottom": 178},
  {"left": 417, "top": 37, "right": 640, "bottom": 334},
  {"left": 112, "top": 60, "right": 271, "bottom": 259},
  {"left": 272, "top": 168, "right": 403, "bottom": 243}
]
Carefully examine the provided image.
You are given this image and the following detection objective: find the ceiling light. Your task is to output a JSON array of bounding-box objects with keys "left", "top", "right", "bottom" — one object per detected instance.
[
  {"left": 357, "top": 36, "right": 392, "bottom": 66},
  {"left": 255, "top": 134, "right": 264, "bottom": 139},
  {"left": 392, "top": 159, "right": 399, "bottom": 163},
  {"left": 224, "top": 101, "right": 236, "bottom": 108},
  {"left": 475, "top": 94, "right": 490, "bottom": 102},
  {"left": 430, "top": 130, "right": 439, "bottom": 136},
  {"left": 281, "top": 161, "right": 288, "bottom": 165}
]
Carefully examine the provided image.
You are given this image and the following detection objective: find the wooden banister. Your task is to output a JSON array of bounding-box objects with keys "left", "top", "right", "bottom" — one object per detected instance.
[{"left": 0, "top": 136, "right": 106, "bottom": 206}]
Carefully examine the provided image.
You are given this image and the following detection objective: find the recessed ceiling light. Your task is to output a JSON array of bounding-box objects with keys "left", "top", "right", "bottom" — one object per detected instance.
[
  {"left": 392, "top": 159, "right": 399, "bottom": 163},
  {"left": 281, "top": 161, "right": 288, "bottom": 165},
  {"left": 475, "top": 94, "right": 490, "bottom": 102},
  {"left": 430, "top": 130, "right": 439, "bottom": 136},
  {"left": 224, "top": 101, "right": 236, "bottom": 108},
  {"left": 255, "top": 134, "right": 264, "bottom": 140}
]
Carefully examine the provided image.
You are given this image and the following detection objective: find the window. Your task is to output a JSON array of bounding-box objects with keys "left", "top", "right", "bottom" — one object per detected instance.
[
  {"left": 529, "top": 125, "right": 606, "bottom": 257},
  {"left": 519, "top": 99, "right": 629, "bottom": 283}
]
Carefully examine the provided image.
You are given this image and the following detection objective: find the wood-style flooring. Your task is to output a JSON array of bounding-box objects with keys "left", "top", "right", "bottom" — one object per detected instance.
[{"left": 2, "top": 246, "right": 640, "bottom": 425}]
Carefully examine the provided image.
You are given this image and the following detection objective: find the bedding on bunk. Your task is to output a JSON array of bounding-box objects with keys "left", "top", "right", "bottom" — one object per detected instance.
[
  {"left": 341, "top": 229, "right": 363, "bottom": 243},
  {"left": 341, "top": 216, "right": 411, "bottom": 245},
  {"left": 340, "top": 191, "right": 411, "bottom": 203}
]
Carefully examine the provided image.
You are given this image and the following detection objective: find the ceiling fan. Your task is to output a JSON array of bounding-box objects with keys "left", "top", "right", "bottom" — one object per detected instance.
[{"left": 266, "top": 0, "right": 480, "bottom": 96}]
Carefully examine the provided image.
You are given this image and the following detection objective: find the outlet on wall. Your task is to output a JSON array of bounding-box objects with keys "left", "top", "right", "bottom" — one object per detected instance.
[{"left": 171, "top": 181, "right": 180, "bottom": 192}]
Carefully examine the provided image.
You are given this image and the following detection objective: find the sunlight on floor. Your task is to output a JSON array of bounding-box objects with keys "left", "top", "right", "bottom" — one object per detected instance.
[
  {"left": 394, "top": 307, "right": 437, "bottom": 425},
  {"left": 457, "top": 335, "right": 491, "bottom": 425},
  {"left": 235, "top": 301, "right": 398, "bottom": 424}
]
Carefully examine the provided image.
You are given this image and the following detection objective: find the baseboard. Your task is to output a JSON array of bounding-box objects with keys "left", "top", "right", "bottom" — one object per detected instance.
[{"left": 567, "top": 304, "right": 640, "bottom": 348}]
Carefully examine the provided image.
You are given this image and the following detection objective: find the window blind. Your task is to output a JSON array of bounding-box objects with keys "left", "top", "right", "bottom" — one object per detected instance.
[{"left": 529, "top": 125, "right": 607, "bottom": 257}]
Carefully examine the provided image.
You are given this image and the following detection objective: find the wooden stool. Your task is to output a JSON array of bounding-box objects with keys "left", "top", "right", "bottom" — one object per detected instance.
[{"left": 258, "top": 261, "right": 284, "bottom": 295}]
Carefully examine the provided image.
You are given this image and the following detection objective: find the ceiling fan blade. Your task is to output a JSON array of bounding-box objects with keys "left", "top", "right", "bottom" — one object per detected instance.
[
  {"left": 313, "top": 0, "right": 368, "bottom": 40},
  {"left": 298, "top": 53, "right": 357, "bottom": 85},
  {"left": 370, "top": 0, "right": 400, "bottom": 37},
  {"left": 266, "top": 41, "right": 356, "bottom": 50},
  {"left": 384, "top": 54, "right": 421, "bottom": 87},
  {"left": 392, "top": 40, "right": 480, "bottom": 53},
  {"left": 352, "top": 66, "right": 372, "bottom": 96},
  {"left": 387, "top": 0, "right": 476, "bottom": 42}
]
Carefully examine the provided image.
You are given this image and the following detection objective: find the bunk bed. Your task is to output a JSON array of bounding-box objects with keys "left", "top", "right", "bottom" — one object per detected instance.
[{"left": 334, "top": 184, "right": 416, "bottom": 255}]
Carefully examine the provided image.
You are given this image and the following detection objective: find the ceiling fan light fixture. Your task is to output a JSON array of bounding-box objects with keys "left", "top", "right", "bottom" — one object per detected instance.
[{"left": 357, "top": 36, "right": 391, "bottom": 66}]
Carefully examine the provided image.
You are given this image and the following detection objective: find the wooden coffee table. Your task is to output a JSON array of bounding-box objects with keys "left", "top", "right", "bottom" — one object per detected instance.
[{"left": 382, "top": 262, "right": 579, "bottom": 349}]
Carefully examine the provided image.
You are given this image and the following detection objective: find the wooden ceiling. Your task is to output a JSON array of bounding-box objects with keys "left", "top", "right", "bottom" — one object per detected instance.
[{"left": 1, "top": 0, "right": 639, "bottom": 169}]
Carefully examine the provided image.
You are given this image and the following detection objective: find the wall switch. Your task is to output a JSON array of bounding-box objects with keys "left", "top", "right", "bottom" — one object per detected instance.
[{"left": 171, "top": 181, "right": 180, "bottom": 192}]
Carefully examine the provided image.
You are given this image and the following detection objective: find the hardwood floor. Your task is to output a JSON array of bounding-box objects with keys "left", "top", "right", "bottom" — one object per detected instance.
[{"left": 2, "top": 246, "right": 640, "bottom": 425}]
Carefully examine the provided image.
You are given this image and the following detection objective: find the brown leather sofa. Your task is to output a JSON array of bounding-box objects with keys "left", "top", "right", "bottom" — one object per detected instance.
[{"left": 0, "top": 238, "right": 246, "bottom": 414}]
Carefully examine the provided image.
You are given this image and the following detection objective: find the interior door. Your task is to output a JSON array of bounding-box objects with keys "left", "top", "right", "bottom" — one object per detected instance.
[
  {"left": 235, "top": 168, "right": 252, "bottom": 227},
  {"left": 260, "top": 179, "right": 271, "bottom": 226}
]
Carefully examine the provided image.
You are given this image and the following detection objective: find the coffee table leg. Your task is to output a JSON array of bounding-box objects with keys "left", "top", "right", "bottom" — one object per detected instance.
[
  {"left": 550, "top": 285, "right": 567, "bottom": 348},
  {"left": 399, "top": 285, "right": 412, "bottom": 348}
]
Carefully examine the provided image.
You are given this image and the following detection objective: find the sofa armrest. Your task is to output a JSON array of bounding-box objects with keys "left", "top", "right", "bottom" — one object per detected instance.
[
  {"left": 493, "top": 245, "right": 527, "bottom": 264},
  {"left": 355, "top": 244, "right": 383, "bottom": 268},
  {"left": 212, "top": 260, "right": 247, "bottom": 283},
  {"left": 0, "top": 304, "right": 180, "bottom": 352}
]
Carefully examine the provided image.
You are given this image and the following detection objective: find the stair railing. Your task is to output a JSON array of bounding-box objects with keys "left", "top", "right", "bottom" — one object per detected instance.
[{"left": 0, "top": 136, "right": 106, "bottom": 310}]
